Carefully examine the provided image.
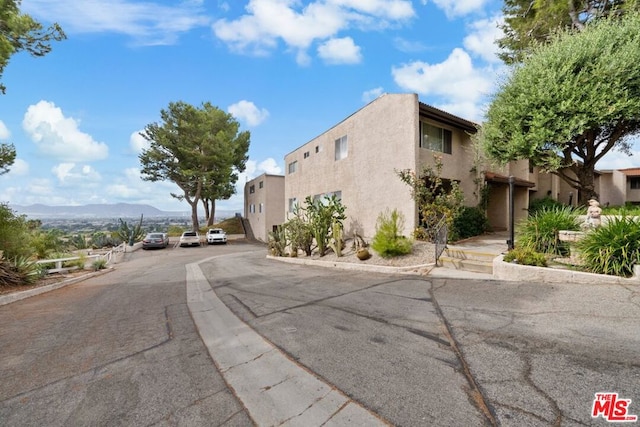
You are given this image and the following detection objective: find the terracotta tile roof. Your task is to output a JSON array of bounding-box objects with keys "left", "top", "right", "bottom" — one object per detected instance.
[{"left": 618, "top": 168, "right": 640, "bottom": 176}]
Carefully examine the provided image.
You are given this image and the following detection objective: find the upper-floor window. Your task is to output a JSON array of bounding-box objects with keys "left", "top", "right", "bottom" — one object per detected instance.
[
  {"left": 249, "top": 185, "right": 255, "bottom": 194},
  {"left": 630, "top": 177, "right": 640, "bottom": 189},
  {"left": 315, "top": 145, "right": 322, "bottom": 153},
  {"left": 259, "top": 181, "right": 264, "bottom": 189},
  {"left": 249, "top": 204, "right": 255, "bottom": 213},
  {"left": 335, "top": 136, "right": 348, "bottom": 160},
  {"left": 259, "top": 203, "right": 263, "bottom": 213},
  {"left": 288, "top": 198, "right": 298, "bottom": 213},
  {"left": 420, "top": 122, "right": 452, "bottom": 154},
  {"left": 288, "top": 160, "right": 298, "bottom": 174},
  {"left": 304, "top": 151, "right": 310, "bottom": 159}
]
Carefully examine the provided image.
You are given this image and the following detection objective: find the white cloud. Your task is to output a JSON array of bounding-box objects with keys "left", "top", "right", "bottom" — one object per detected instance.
[
  {"left": 213, "top": 0, "right": 414, "bottom": 61},
  {"left": 228, "top": 100, "right": 270, "bottom": 126},
  {"left": 362, "top": 87, "right": 384, "bottom": 103},
  {"left": 392, "top": 48, "right": 493, "bottom": 107},
  {"left": 463, "top": 15, "right": 504, "bottom": 63},
  {"left": 130, "top": 130, "right": 150, "bottom": 153},
  {"left": 22, "top": 0, "right": 210, "bottom": 46},
  {"left": 22, "top": 100, "right": 109, "bottom": 162},
  {"left": 0, "top": 120, "right": 10, "bottom": 140},
  {"left": 52, "top": 162, "right": 102, "bottom": 184},
  {"left": 4, "top": 159, "right": 29, "bottom": 176},
  {"left": 430, "top": 0, "right": 492, "bottom": 18},
  {"left": 318, "top": 37, "right": 362, "bottom": 64}
]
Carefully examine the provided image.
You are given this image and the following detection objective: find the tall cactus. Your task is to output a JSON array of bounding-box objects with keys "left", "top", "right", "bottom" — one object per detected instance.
[
  {"left": 328, "top": 218, "right": 344, "bottom": 257},
  {"left": 117, "top": 214, "right": 145, "bottom": 246}
]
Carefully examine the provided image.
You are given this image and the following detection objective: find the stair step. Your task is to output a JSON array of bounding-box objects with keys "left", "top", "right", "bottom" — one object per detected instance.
[
  {"left": 438, "top": 256, "right": 494, "bottom": 274},
  {"left": 444, "top": 247, "right": 499, "bottom": 262}
]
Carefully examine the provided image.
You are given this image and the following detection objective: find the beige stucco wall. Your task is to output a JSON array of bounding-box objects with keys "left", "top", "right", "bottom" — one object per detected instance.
[
  {"left": 284, "top": 93, "right": 419, "bottom": 239},
  {"left": 417, "top": 122, "right": 476, "bottom": 206},
  {"left": 245, "top": 174, "right": 285, "bottom": 242}
]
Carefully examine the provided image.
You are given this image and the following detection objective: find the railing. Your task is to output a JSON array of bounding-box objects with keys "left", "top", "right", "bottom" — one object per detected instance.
[
  {"left": 35, "top": 245, "right": 123, "bottom": 274},
  {"left": 434, "top": 216, "right": 448, "bottom": 263}
]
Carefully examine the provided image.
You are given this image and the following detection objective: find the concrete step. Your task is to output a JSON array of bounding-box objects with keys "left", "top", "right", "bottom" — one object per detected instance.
[
  {"left": 444, "top": 247, "right": 498, "bottom": 262},
  {"left": 438, "top": 256, "right": 494, "bottom": 274}
]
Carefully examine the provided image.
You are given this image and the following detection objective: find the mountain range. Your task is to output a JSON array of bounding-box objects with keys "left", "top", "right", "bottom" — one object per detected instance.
[{"left": 11, "top": 203, "right": 241, "bottom": 219}]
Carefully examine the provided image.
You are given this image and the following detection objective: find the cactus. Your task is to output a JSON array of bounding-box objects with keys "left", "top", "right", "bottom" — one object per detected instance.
[
  {"left": 328, "top": 218, "right": 344, "bottom": 257},
  {"left": 117, "top": 214, "right": 145, "bottom": 246}
]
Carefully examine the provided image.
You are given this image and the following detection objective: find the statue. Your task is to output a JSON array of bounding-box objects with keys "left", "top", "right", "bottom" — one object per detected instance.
[{"left": 584, "top": 199, "right": 602, "bottom": 228}]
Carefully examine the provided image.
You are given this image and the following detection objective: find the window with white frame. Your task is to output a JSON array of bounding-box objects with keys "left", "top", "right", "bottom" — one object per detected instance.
[
  {"left": 288, "top": 198, "right": 298, "bottom": 212},
  {"left": 288, "top": 160, "right": 298, "bottom": 174},
  {"left": 249, "top": 185, "right": 255, "bottom": 194},
  {"left": 420, "top": 122, "right": 452, "bottom": 154},
  {"left": 335, "top": 136, "right": 348, "bottom": 160}
]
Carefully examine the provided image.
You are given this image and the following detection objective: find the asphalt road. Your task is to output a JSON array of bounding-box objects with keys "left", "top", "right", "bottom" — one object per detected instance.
[
  {"left": 0, "top": 242, "right": 255, "bottom": 427},
  {"left": 201, "top": 250, "right": 640, "bottom": 426},
  {"left": 1, "top": 243, "right": 639, "bottom": 426}
]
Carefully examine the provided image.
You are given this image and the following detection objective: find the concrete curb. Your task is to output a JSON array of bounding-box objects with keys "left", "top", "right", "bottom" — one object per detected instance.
[
  {"left": 266, "top": 255, "right": 435, "bottom": 275},
  {"left": 0, "top": 268, "right": 114, "bottom": 307},
  {"left": 493, "top": 255, "right": 640, "bottom": 285},
  {"left": 187, "top": 256, "right": 390, "bottom": 426}
]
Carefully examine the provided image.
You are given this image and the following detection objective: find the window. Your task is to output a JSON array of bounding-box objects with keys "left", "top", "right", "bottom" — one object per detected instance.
[
  {"left": 335, "top": 136, "right": 348, "bottom": 160},
  {"left": 249, "top": 185, "right": 255, "bottom": 194},
  {"left": 259, "top": 203, "right": 263, "bottom": 213},
  {"left": 315, "top": 145, "right": 322, "bottom": 153},
  {"left": 420, "top": 122, "right": 452, "bottom": 154},
  {"left": 288, "top": 160, "right": 298, "bottom": 174},
  {"left": 288, "top": 198, "right": 298, "bottom": 213},
  {"left": 631, "top": 177, "right": 640, "bottom": 189},
  {"left": 259, "top": 181, "right": 264, "bottom": 189},
  {"left": 304, "top": 151, "right": 310, "bottom": 159},
  {"left": 249, "top": 204, "right": 255, "bottom": 213}
]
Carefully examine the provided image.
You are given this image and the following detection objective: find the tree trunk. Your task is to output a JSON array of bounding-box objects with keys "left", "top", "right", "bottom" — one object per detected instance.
[
  {"left": 188, "top": 199, "right": 199, "bottom": 231},
  {"left": 208, "top": 199, "right": 216, "bottom": 226},
  {"left": 202, "top": 199, "right": 210, "bottom": 226}
]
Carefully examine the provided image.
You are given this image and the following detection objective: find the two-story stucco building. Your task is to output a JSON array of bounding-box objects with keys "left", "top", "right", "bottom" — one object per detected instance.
[
  {"left": 244, "top": 173, "right": 285, "bottom": 242},
  {"left": 282, "top": 93, "right": 533, "bottom": 239}
]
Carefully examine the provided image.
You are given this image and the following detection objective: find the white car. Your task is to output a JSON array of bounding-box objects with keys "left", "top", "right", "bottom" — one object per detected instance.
[
  {"left": 206, "top": 228, "right": 227, "bottom": 244},
  {"left": 179, "top": 231, "right": 201, "bottom": 247}
]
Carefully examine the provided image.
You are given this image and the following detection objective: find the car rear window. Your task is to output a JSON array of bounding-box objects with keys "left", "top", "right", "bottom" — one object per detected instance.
[
  {"left": 183, "top": 232, "right": 197, "bottom": 237},
  {"left": 149, "top": 233, "right": 163, "bottom": 238}
]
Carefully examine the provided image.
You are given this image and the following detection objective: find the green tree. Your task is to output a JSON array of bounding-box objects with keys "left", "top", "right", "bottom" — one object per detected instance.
[
  {"left": 498, "top": 0, "right": 640, "bottom": 64},
  {"left": 1, "top": 0, "right": 66, "bottom": 94},
  {"left": 139, "top": 102, "right": 250, "bottom": 231},
  {"left": 0, "top": 142, "right": 16, "bottom": 175},
  {"left": 482, "top": 13, "right": 640, "bottom": 204},
  {"left": 0, "top": 203, "right": 31, "bottom": 259}
]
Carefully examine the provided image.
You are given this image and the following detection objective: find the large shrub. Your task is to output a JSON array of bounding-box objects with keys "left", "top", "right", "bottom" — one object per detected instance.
[
  {"left": 528, "top": 197, "right": 565, "bottom": 215},
  {"left": 451, "top": 206, "right": 489, "bottom": 241},
  {"left": 371, "top": 209, "right": 413, "bottom": 258},
  {"left": 577, "top": 216, "right": 640, "bottom": 277},
  {"left": 517, "top": 206, "right": 580, "bottom": 255}
]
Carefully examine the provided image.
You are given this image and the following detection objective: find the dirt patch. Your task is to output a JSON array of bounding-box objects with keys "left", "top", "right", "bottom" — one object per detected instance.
[
  {"left": 0, "top": 270, "right": 94, "bottom": 296},
  {"left": 301, "top": 241, "right": 436, "bottom": 267}
]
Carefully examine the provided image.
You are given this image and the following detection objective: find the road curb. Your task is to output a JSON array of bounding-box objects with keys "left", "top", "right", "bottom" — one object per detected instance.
[{"left": 186, "top": 257, "right": 391, "bottom": 426}]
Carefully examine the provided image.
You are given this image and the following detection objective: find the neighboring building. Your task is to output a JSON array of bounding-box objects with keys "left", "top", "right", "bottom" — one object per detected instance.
[
  {"left": 244, "top": 173, "right": 285, "bottom": 242},
  {"left": 283, "top": 93, "right": 533, "bottom": 239},
  {"left": 598, "top": 168, "right": 640, "bottom": 206}
]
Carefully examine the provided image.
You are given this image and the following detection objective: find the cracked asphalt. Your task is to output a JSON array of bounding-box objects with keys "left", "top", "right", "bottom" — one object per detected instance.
[
  {"left": 1, "top": 243, "right": 639, "bottom": 426},
  {"left": 202, "top": 249, "right": 640, "bottom": 426}
]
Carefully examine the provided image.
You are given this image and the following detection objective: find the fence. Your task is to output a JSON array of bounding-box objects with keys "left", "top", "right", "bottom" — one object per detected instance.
[
  {"left": 35, "top": 243, "right": 124, "bottom": 274},
  {"left": 434, "top": 216, "right": 448, "bottom": 263}
]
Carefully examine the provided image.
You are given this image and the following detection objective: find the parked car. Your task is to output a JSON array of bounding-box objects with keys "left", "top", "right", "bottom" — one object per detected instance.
[
  {"left": 206, "top": 228, "right": 227, "bottom": 244},
  {"left": 142, "top": 232, "right": 170, "bottom": 249},
  {"left": 179, "top": 231, "right": 201, "bottom": 247}
]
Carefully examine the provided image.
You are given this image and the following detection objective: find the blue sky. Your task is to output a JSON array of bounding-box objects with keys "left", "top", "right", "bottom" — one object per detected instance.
[{"left": 1, "top": 0, "right": 638, "bottom": 213}]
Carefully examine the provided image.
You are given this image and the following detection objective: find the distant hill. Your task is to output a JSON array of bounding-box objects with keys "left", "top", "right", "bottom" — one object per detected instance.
[{"left": 11, "top": 203, "right": 241, "bottom": 219}]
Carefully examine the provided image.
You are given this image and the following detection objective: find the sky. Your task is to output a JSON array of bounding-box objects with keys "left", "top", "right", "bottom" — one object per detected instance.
[{"left": 1, "top": 0, "right": 640, "bottom": 214}]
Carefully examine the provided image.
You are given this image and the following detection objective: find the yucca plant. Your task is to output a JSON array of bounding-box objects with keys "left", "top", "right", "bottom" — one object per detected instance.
[
  {"left": 517, "top": 206, "right": 580, "bottom": 255},
  {"left": 577, "top": 216, "right": 640, "bottom": 277}
]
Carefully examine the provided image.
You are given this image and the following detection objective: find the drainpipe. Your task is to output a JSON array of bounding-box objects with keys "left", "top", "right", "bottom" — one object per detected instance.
[{"left": 508, "top": 176, "right": 515, "bottom": 251}]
